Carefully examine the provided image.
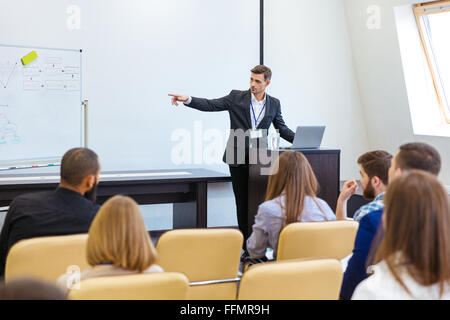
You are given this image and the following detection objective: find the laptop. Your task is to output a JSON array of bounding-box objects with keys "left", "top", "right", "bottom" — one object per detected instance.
[{"left": 285, "top": 126, "right": 325, "bottom": 149}]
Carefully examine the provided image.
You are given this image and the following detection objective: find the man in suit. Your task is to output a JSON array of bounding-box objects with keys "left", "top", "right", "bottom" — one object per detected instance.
[
  {"left": 169, "top": 65, "right": 295, "bottom": 250},
  {"left": 0, "top": 148, "right": 101, "bottom": 278}
]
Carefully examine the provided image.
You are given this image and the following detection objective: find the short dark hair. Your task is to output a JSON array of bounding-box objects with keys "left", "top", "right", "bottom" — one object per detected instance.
[
  {"left": 396, "top": 142, "right": 441, "bottom": 176},
  {"left": 357, "top": 150, "right": 392, "bottom": 185},
  {"left": 60, "top": 148, "right": 99, "bottom": 187},
  {"left": 251, "top": 65, "right": 272, "bottom": 81}
]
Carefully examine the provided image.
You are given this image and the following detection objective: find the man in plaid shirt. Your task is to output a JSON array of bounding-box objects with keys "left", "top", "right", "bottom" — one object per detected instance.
[
  {"left": 352, "top": 192, "right": 384, "bottom": 221},
  {"left": 336, "top": 151, "right": 392, "bottom": 221}
]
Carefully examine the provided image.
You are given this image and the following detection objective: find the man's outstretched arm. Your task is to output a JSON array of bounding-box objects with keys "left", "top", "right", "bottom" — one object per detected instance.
[{"left": 169, "top": 92, "right": 231, "bottom": 112}]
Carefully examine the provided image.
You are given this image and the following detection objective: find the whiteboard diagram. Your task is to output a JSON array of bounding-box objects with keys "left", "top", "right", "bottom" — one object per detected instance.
[
  {"left": 0, "top": 44, "right": 83, "bottom": 166},
  {"left": 0, "top": 104, "right": 19, "bottom": 144},
  {"left": 0, "top": 60, "right": 18, "bottom": 89}
]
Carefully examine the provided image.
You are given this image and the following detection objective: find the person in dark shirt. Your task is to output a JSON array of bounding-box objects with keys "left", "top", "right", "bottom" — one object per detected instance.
[
  {"left": 0, "top": 148, "right": 101, "bottom": 278},
  {"left": 0, "top": 277, "right": 67, "bottom": 300}
]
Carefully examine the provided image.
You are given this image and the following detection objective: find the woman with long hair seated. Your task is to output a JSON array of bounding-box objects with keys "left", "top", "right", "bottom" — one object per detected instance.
[
  {"left": 57, "top": 195, "right": 163, "bottom": 293},
  {"left": 246, "top": 151, "right": 336, "bottom": 260},
  {"left": 352, "top": 170, "right": 450, "bottom": 299}
]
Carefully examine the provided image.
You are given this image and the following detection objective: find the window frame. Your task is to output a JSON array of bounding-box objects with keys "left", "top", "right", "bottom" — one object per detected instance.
[{"left": 413, "top": 0, "right": 450, "bottom": 123}]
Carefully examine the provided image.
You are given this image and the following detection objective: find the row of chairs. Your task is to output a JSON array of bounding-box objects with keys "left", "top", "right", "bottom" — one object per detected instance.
[
  {"left": 4, "top": 220, "right": 359, "bottom": 299},
  {"left": 66, "top": 258, "right": 344, "bottom": 300}
]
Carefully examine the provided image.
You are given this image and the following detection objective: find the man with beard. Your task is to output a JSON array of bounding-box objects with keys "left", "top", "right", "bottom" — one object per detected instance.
[
  {"left": 0, "top": 148, "right": 101, "bottom": 278},
  {"left": 335, "top": 150, "right": 392, "bottom": 221},
  {"left": 339, "top": 143, "right": 441, "bottom": 299}
]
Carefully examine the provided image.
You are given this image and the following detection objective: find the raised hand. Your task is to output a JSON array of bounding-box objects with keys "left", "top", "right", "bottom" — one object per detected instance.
[
  {"left": 336, "top": 179, "right": 358, "bottom": 220},
  {"left": 340, "top": 180, "right": 358, "bottom": 202}
]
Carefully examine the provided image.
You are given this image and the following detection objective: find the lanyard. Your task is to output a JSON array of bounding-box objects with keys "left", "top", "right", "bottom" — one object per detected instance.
[{"left": 250, "top": 100, "right": 266, "bottom": 128}]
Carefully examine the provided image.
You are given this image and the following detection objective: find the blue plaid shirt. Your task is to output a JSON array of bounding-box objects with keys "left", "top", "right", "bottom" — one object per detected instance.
[{"left": 353, "top": 192, "right": 385, "bottom": 221}]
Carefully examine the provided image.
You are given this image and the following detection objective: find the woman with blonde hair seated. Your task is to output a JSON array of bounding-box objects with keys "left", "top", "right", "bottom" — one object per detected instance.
[
  {"left": 352, "top": 170, "right": 450, "bottom": 300},
  {"left": 57, "top": 195, "right": 162, "bottom": 292},
  {"left": 246, "top": 151, "right": 336, "bottom": 261}
]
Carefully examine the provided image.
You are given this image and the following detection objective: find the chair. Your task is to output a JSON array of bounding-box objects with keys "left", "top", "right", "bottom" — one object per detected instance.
[
  {"left": 155, "top": 228, "right": 243, "bottom": 300},
  {"left": 68, "top": 272, "right": 189, "bottom": 300},
  {"left": 276, "top": 220, "right": 359, "bottom": 261},
  {"left": 5, "top": 234, "right": 89, "bottom": 283},
  {"left": 347, "top": 194, "right": 371, "bottom": 218},
  {"left": 237, "top": 258, "right": 343, "bottom": 300}
]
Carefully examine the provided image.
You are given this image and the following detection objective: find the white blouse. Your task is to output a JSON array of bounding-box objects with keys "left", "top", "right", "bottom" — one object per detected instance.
[
  {"left": 246, "top": 194, "right": 336, "bottom": 259},
  {"left": 352, "top": 260, "right": 450, "bottom": 300}
]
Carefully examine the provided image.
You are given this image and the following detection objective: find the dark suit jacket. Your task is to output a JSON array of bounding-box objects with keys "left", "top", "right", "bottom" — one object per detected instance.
[
  {"left": 185, "top": 89, "right": 295, "bottom": 166},
  {"left": 0, "top": 187, "right": 100, "bottom": 277}
]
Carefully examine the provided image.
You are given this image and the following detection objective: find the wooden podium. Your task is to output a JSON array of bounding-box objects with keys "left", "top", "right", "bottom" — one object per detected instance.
[{"left": 247, "top": 148, "right": 340, "bottom": 237}]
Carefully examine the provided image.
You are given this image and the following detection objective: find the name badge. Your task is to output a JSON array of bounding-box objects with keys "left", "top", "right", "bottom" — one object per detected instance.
[{"left": 250, "top": 129, "right": 263, "bottom": 139}]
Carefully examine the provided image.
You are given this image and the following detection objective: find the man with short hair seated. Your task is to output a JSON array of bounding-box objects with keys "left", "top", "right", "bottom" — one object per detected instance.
[
  {"left": 335, "top": 150, "right": 392, "bottom": 221},
  {"left": 339, "top": 142, "right": 442, "bottom": 300},
  {"left": 0, "top": 148, "right": 101, "bottom": 278}
]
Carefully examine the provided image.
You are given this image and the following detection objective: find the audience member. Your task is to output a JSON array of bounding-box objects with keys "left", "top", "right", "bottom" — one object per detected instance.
[
  {"left": 352, "top": 170, "right": 450, "bottom": 299},
  {"left": 336, "top": 150, "right": 392, "bottom": 221},
  {"left": 0, "top": 148, "right": 101, "bottom": 277},
  {"left": 340, "top": 142, "right": 442, "bottom": 300},
  {"left": 0, "top": 277, "right": 67, "bottom": 300},
  {"left": 57, "top": 195, "right": 163, "bottom": 293},
  {"left": 246, "top": 151, "right": 336, "bottom": 261}
]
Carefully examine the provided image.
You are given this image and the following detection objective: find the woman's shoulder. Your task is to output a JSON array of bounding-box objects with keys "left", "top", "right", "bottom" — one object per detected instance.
[
  {"left": 352, "top": 260, "right": 450, "bottom": 300},
  {"left": 258, "top": 196, "right": 284, "bottom": 214},
  {"left": 302, "top": 196, "right": 335, "bottom": 220},
  {"left": 144, "top": 264, "right": 164, "bottom": 273},
  {"left": 351, "top": 261, "right": 394, "bottom": 299},
  {"left": 309, "top": 196, "right": 331, "bottom": 207}
]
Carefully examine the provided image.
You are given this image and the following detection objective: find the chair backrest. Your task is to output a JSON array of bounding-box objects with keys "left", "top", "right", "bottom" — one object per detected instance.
[
  {"left": 277, "top": 220, "right": 359, "bottom": 261},
  {"left": 156, "top": 228, "right": 243, "bottom": 300},
  {"left": 5, "top": 234, "right": 89, "bottom": 283},
  {"left": 238, "top": 258, "right": 343, "bottom": 300},
  {"left": 68, "top": 272, "right": 189, "bottom": 300}
]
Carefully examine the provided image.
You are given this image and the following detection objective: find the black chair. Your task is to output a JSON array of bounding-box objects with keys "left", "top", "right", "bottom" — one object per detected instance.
[{"left": 346, "top": 194, "right": 371, "bottom": 219}]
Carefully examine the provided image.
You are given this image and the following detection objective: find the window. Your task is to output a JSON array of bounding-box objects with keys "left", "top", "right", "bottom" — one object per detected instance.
[{"left": 414, "top": 1, "right": 450, "bottom": 123}]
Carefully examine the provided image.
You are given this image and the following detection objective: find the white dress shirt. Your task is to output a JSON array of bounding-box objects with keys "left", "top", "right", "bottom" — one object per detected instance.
[{"left": 250, "top": 92, "right": 266, "bottom": 129}]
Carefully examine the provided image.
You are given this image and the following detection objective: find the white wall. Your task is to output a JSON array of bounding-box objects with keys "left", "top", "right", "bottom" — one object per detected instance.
[
  {"left": 265, "top": 0, "right": 370, "bottom": 180},
  {"left": 0, "top": 1, "right": 383, "bottom": 229},
  {"left": 1, "top": 0, "right": 259, "bottom": 173},
  {"left": 344, "top": 0, "right": 450, "bottom": 184}
]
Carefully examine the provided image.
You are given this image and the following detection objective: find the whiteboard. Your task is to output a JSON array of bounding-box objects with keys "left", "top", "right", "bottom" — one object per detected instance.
[
  {"left": 0, "top": 0, "right": 259, "bottom": 175},
  {"left": 0, "top": 0, "right": 259, "bottom": 230},
  {"left": 0, "top": 44, "right": 82, "bottom": 166}
]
